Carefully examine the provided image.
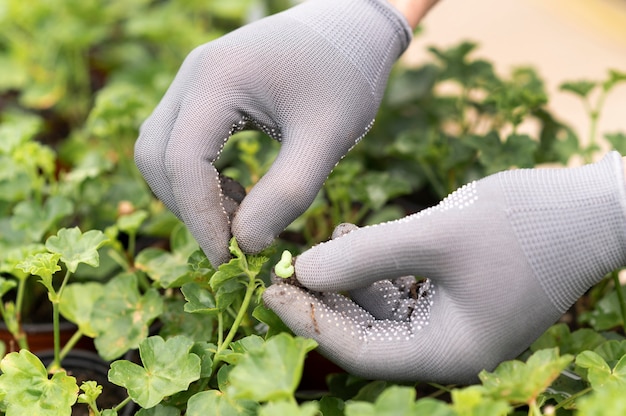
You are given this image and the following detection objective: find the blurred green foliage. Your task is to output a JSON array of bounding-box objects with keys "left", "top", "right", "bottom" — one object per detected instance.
[{"left": 0, "top": 1, "right": 625, "bottom": 414}]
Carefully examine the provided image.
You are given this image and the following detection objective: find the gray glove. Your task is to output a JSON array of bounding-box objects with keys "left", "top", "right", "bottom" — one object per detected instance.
[
  {"left": 134, "top": 0, "right": 412, "bottom": 267},
  {"left": 264, "top": 152, "right": 626, "bottom": 384}
]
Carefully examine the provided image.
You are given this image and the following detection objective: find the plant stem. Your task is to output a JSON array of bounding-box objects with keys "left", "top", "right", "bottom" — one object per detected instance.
[
  {"left": 611, "top": 269, "right": 626, "bottom": 334},
  {"left": 15, "top": 278, "right": 26, "bottom": 321},
  {"left": 552, "top": 387, "right": 592, "bottom": 411},
  {"left": 51, "top": 301, "right": 62, "bottom": 371},
  {"left": 59, "top": 330, "right": 84, "bottom": 362},
  {"left": 51, "top": 269, "right": 72, "bottom": 370},
  {"left": 113, "top": 396, "right": 132, "bottom": 413},
  {"left": 217, "top": 312, "right": 224, "bottom": 348},
  {"left": 127, "top": 230, "right": 137, "bottom": 265},
  {"left": 219, "top": 276, "right": 257, "bottom": 351}
]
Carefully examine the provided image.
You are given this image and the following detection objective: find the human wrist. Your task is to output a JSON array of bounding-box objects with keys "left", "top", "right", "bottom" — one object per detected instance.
[{"left": 387, "top": 0, "right": 439, "bottom": 29}]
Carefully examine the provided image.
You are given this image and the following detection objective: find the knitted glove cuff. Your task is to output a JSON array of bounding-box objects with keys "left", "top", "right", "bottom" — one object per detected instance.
[{"left": 503, "top": 151, "right": 626, "bottom": 312}]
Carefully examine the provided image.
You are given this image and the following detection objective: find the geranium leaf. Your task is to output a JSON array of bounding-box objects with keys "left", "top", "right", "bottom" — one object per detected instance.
[
  {"left": 479, "top": 348, "right": 573, "bottom": 404},
  {"left": 181, "top": 282, "right": 218, "bottom": 315},
  {"left": 227, "top": 333, "right": 317, "bottom": 402},
  {"left": 186, "top": 390, "right": 258, "bottom": 416},
  {"left": 576, "top": 350, "right": 626, "bottom": 389},
  {"left": 135, "top": 247, "right": 191, "bottom": 288},
  {"left": 45, "top": 227, "right": 109, "bottom": 273},
  {"left": 0, "top": 350, "right": 78, "bottom": 416},
  {"left": 92, "top": 273, "right": 163, "bottom": 360},
  {"left": 108, "top": 336, "right": 201, "bottom": 409},
  {"left": 116, "top": 209, "right": 149, "bottom": 234},
  {"left": 258, "top": 400, "right": 319, "bottom": 416},
  {"left": 59, "top": 282, "right": 104, "bottom": 337},
  {"left": 15, "top": 252, "right": 61, "bottom": 292},
  {"left": 10, "top": 196, "right": 74, "bottom": 242}
]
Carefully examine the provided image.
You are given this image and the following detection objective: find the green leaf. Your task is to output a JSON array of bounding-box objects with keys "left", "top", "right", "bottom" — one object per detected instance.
[
  {"left": 116, "top": 209, "right": 149, "bottom": 234},
  {"left": 353, "top": 171, "right": 412, "bottom": 211},
  {"left": 219, "top": 335, "right": 266, "bottom": 366},
  {"left": 318, "top": 396, "right": 346, "bottom": 416},
  {"left": 15, "top": 252, "right": 61, "bottom": 292},
  {"left": 135, "top": 247, "right": 191, "bottom": 288},
  {"left": 252, "top": 305, "right": 292, "bottom": 338},
  {"left": 602, "top": 69, "right": 626, "bottom": 92},
  {"left": 181, "top": 282, "right": 218, "bottom": 315},
  {"left": 134, "top": 404, "right": 181, "bottom": 416},
  {"left": 560, "top": 80, "right": 597, "bottom": 98},
  {"left": 10, "top": 196, "right": 74, "bottom": 242},
  {"left": 258, "top": 400, "right": 319, "bottom": 416},
  {"left": 451, "top": 385, "right": 511, "bottom": 416},
  {"left": 92, "top": 273, "right": 163, "bottom": 360},
  {"left": 190, "top": 342, "right": 215, "bottom": 378},
  {"left": 479, "top": 348, "right": 573, "bottom": 404},
  {"left": 0, "top": 350, "right": 78, "bottom": 416},
  {"left": 45, "top": 227, "right": 109, "bottom": 273},
  {"left": 159, "top": 298, "right": 215, "bottom": 342},
  {"left": 577, "top": 383, "right": 626, "bottom": 416},
  {"left": 108, "top": 335, "right": 201, "bottom": 409},
  {"left": 59, "top": 282, "right": 104, "bottom": 337},
  {"left": 227, "top": 333, "right": 317, "bottom": 402},
  {"left": 576, "top": 350, "right": 626, "bottom": 389},
  {"left": 0, "top": 277, "right": 17, "bottom": 298},
  {"left": 414, "top": 398, "right": 456, "bottom": 415},
  {"left": 345, "top": 386, "right": 419, "bottom": 416},
  {"left": 579, "top": 289, "right": 624, "bottom": 331},
  {"left": 531, "top": 323, "right": 606, "bottom": 355},
  {"left": 186, "top": 390, "right": 258, "bottom": 416},
  {"left": 605, "top": 132, "right": 626, "bottom": 155}
]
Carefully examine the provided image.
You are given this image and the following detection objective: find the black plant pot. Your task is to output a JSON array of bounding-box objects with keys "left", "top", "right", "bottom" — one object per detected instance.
[{"left": 38, "top": 349, "right": 136, "bottom": 416}]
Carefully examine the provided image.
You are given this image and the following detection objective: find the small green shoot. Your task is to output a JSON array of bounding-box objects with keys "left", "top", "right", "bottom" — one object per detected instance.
[{"left": 275, "top": 250, "right": 294, "bottom": 279}]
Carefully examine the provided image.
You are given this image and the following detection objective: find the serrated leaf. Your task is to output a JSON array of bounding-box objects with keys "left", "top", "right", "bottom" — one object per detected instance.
[
  {"left": 451, "top": 385, "right": 511, "bottom": 416},
  {"left": 45, "top": 227, "right": 109, "bottom": 273},
  {"left": 109, "top": 336, "right": 200, "bottom": 408},
  {"left": 59, "top": 282, "right": 104, "bottom": 337},
  {"left": 479, "top": 348, "right": 573, "bottom": 404},
  {"left": 227, "top": 333, "right": 317, "bottom": 402},
  {"left": 15, "top": 252, "right": 61, "bottom": 292},
  {"left": 577, "top": 383, "right": 626, "bottom": 415},
  {"left": 92, "top": 273, "right": 163, "bottom": 360},
  {"left": 576, "top": 350, "right": 626, "bottom": 389},
  {"left": 182, "top": 282, "right": 218, "bottom": 314},
  {"left": 186, "top": 390, "right": 258, "bottom": 416},
  {"left": 135, "top": 247, "right": 191, "bottom": 288},
  {"left": 0, "top": 350, "right": 78, "bottom": 416},
  {"left": 108, "top": 335, "right": 201, "bottom": 409}
]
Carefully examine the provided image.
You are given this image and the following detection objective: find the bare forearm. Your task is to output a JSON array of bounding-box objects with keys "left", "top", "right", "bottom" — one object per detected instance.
[{"left": 387, "top": 0, "right": 440, "bottom": 29}]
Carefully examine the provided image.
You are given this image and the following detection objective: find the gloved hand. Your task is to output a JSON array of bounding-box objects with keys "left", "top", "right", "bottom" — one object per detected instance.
[
  {"left": 264, "top": 152, "right": 626, "bottom": 384},
  {"left": 134, "top": 0, "right": 412, "bottom": 267}
]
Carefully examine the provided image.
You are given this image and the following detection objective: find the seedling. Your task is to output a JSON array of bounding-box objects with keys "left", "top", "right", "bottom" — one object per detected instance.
[{"left": 275, "top": 250, "right": 295, "bottom": 279}]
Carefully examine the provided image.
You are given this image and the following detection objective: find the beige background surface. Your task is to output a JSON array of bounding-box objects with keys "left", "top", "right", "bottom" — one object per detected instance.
[{"left": 401, "top": 0, "right": 626, "bottom": 160}]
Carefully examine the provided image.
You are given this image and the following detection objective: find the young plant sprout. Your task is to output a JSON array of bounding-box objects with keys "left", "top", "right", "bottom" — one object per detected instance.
[{"left": 275, "top": 250, "right": 295, "bottom": 278}]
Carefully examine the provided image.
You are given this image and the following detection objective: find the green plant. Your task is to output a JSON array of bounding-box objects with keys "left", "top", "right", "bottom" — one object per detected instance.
[{"left": 2, "top": 0, "right": 626, "bottom": 414}]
